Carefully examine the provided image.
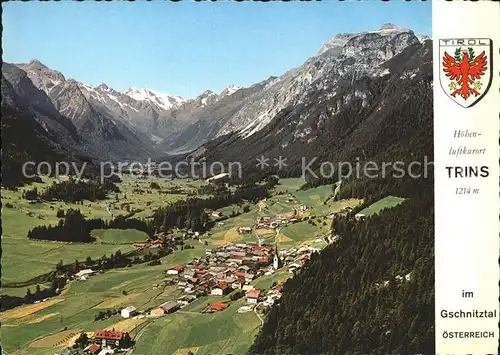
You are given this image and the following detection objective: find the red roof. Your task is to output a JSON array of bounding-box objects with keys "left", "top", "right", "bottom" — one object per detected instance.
[
  {"left": 191, "top": 265, "right": 204, "bottom": 270},
  {"left": 88, "top": 343, "right": 100, "bottom": 353},
  {"left": 235, "top": 271, "right": 246, "bottom": 277},
  {"left": 93, "top": 330, "right": 125, "bottom": 340},
  {"left": 210, "top": 302, "right": 229, "bottom": 311},
  {"left": 152, "top": 239, "right": 163, "bottom": 245},
  {"left": 218, "top": 281, "right": 229, "bottom": 289},
  {"left": 275, "top": 286, "right": 283, "bottom": 292},
  {"left": 258, "top": 257, "right": 269, "bottom": 263},
  {"left": 170, "top": 264, "right": 184, "bottom": 272},
  {"left": 246, "top": 289, "right": 261, "bottom": 299}
]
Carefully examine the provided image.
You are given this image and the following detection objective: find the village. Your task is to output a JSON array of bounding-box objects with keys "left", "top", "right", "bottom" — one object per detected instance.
[
  {"left": 2, "top": 176, "right": 364, "bottom": 355},
  {"left": 64, "top": 241, "right": 320, "bottom": 355},
  {"left": 60, "top": 203, "right": 326, "bottom": 355}
]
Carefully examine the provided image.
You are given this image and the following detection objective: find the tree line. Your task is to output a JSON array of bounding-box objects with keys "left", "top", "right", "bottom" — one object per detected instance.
[
  {"left": 27, "top": 209, "right": 152, "bottom": 243},
  {"left": 22, "top": 177, "right": 119, "bottom": 202}
]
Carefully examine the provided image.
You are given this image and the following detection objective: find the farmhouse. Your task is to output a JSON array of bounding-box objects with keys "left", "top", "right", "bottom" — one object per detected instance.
[
  {"left": 150, "top": 300, "right": 179, "bottom": 316},
  {"left": 206, "top": 172, "right": 230, "bottom": 182},
  {"left": 120, "top": 305, "right": 137, "bottom": 318},
  {"left": 167, "top": 264, "right": 185, "bottom": 275},
  {"left": 92, "top": 330, "right": 130, "bottom": 348},
  {"left": 232, "top": 277, "right": 246, "bottom": 289},
  {"left": 246, "top": 289, "right": 261, "bottom": 304},
  {"left": 211, "top": 281, "right": 232, "bottom": 296},
  {"left": 210, "top": 211, "right": 223, "bottom": 218},
  {"left": 74, "top": 269, "right": 95, "bottom": 280}
]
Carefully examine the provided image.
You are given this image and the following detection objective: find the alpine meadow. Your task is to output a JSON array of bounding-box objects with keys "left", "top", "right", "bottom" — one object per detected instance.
[{"left": 1, "top": 2, "right": 435, "bottom": 355}]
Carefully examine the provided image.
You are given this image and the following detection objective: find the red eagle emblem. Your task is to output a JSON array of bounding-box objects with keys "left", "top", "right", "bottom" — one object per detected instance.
[{"left": 442, "top": 47, "right": 488, "bottom": 100}]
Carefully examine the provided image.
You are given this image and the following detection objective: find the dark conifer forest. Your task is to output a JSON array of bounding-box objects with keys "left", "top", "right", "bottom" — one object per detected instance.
[
  {"left": 251, "top": 190, "right": 434, "bottom": 354},
  {"left": 27, "top": 209, "right": 152, "bottom": 242},
  {"left": 39, "top": 178, "right": 120, "bottom": 202}
]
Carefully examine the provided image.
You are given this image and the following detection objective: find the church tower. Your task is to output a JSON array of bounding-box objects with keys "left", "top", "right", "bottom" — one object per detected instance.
[{"left": 273, "top": 243, "right": 280, "bottom": 269}]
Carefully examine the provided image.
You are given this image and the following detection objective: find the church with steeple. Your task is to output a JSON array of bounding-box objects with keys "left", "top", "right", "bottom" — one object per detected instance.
[{"left": 273, "top": 243, "right": 281, "bottom": 269}]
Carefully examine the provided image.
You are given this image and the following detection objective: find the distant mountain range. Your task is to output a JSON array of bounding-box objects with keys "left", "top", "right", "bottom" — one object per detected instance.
[{"left": 2, "top": 23, "right": 431, "bottom": 176}]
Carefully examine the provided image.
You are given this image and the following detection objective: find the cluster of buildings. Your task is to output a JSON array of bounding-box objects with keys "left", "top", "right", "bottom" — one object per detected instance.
[
  {"left": 119, "top": 294, "right": 198, "bottom": 321},
  {"left": 132, "top": 239, "right": 164, "bottom": 248},
  {"left": 132, "top": 229, "right": 201, "bottom": 249},
  {"left": 159, "top": 243, "right": 278, "bottom": 299},
  {"left": 255, "top": 214, "right": 303, "bottom": 229}
]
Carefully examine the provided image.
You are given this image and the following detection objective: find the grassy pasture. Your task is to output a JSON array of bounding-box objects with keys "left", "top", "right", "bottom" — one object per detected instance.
[
  {"left": 90, "top": 228, "right": 149, "bottom": 245},
  {"left": 359, "top": 196, "right": 406, "bottom": 216},
  {"left": 132, "top": 298, "right": 261, "bottom": 355},
  {"left": 1, "top": 176, "right": 205, "bottom": 286},
  {"left": 0, "top": 245, "right": 206, "bottom": 354},
  {"left": 1, "top": 177, "right": 360, "bottom": 354}
]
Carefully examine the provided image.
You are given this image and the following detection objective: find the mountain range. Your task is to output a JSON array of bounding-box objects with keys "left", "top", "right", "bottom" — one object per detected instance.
[
  {"left": 2, "top": 23, "right": 431, "bottom": 181},
  {"left": 1, "top": 22, "right": 435, "bottom": 353}
]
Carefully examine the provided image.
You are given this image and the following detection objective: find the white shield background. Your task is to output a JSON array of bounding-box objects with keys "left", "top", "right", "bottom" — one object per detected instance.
[{"left": 439, "top": 38, "right": 492, "bottom": 108}]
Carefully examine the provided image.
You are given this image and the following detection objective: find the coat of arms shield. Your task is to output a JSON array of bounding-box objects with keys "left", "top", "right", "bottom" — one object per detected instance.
[{"left": 439, "top": 38, "right": 493, "bottom": 108}]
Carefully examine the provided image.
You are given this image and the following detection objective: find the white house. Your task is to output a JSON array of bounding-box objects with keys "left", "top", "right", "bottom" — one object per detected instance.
[
  {"left": 121, "top": 305, "right": 137, "bottom": 318},
  {"left": 74, "top": 269, "right": 95, "bottom": 279},
  {"left": 211, "top": 288, "right": 224, "bottom": 296},
  {"left": 246, "top": 289, "right": 261, "bottom": 304},
  {"left": 206, "top": 173, "right": 230, "bottom": 182}
]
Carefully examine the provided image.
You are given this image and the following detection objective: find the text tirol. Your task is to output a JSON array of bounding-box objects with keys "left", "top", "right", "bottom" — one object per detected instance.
[
  {"left": 445, "top": 166, "right": 489, "bottom": 178},
  {"left": 439, "top": 38, "right": 490, "bottom": 46}
]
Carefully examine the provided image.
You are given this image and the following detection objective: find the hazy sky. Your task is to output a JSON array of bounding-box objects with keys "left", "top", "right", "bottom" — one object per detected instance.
[{"left": 2, "top": 1, "right": 431, "bottom": 98}]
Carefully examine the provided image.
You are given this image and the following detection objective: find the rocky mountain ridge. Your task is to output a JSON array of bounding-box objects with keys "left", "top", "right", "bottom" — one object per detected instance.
[{"left": 2, "top": 23, "right": 430, "bottom": 162}]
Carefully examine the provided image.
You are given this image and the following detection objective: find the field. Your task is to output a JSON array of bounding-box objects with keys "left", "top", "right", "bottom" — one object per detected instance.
[
  {"left": 133, "top": 298, "right": 261, "bottom": 355},
  {"left": 91, "top": 228, "right": 149, "bottom": 245},
  {"left": 359, "top": 196, "right": 406, "bottom": 216},
  {"left": 0, "top": 299, "right": 63, "bottom": 320},
  {"left": 1, "top": 175, "right": 207, "bottom": 285},
  {"left": 0, "top": 244, "right": 206, "bottom": 354},
  {"left": 1, "top": 177, "right": 361, "bottom": 354},
  {"left": 273, "top": 178, "right": 306, "bottom": 193},
  {"left": 109, "top": 175, "right": 208, "bottom": 220}
]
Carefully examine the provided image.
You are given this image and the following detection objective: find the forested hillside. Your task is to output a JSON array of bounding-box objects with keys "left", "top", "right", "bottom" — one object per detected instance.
[
  {"left": 249, "top": 40, "right": 434, "bottom": 355},
  {"left": 251, "top": 190, "right": 434, "bottom": 354}
]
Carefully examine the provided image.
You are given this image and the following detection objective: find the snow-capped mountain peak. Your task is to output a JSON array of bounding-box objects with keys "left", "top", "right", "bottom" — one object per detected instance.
[
  {"left": 220, "top": 85, "right": 242, "bottom": 98},
  {"left": 122, "top": 87, "right": 186, "bottom": 111}
]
